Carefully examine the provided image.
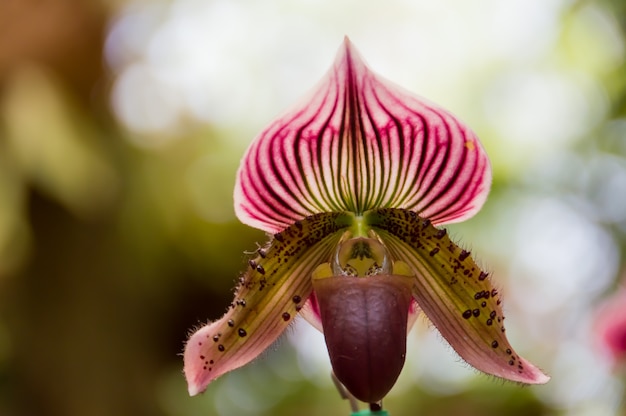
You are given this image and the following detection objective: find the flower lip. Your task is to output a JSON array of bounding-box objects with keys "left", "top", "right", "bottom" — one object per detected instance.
[{"left": 313, "top": 273, "right": 414, "bottom": 403}]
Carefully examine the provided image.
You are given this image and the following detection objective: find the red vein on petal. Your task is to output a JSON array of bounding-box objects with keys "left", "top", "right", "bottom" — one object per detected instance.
[
  {"left": 235, "top": 38, "right": 491, "bottom": 232},
  {"left": 368, "top": 76, "right": 491, "bottom": 225}
]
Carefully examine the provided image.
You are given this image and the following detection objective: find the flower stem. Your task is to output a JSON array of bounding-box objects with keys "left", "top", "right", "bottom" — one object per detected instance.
[
  {"left": 350, "top": 410, "right": 389, "bottom": 416},
  {"left": 332, "top": 371, "right": 360, "bottom": 413}
]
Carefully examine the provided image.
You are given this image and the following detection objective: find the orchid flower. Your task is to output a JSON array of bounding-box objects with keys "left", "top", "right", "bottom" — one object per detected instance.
[
  {"left": 595, "top": 285, "right": 626, "bottom": 367},
  {"left": 184, "top": 38, "right": 549, "bottom": 406}
]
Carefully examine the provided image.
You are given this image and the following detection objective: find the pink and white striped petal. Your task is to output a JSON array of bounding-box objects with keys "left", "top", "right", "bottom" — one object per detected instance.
[
  {"left": 184, "top": 212, "right": 349, "bottom": 395},
  {"left": 367, "top": 208, "right": 550, "bottom": 384},
  {"left": 235, "top": 37, "right": 491, "bottom": 234}
]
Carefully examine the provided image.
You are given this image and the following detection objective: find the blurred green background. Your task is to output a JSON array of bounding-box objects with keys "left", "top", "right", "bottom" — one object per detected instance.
[{"left": 1, "top": 0, "right": 626, "bottom": 415}]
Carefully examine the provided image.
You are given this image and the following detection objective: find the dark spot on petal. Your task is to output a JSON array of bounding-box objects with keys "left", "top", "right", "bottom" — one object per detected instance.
[
  {"left": 435, "top": 229, "right": 447, "bottom": 239},
  {"left": 295, "top": 220, "right": 303, "bottom": 230},
  {"left": 248, "top": 259, "right": 257, "bottom": 270},
  {"left": 213, "top": 335, "right": 219, "bottom": 342},
  {"left": 258, "top": 248, "right": 267, "bottom": 258},
  {"left": 228, "top": 319, "right": 234, "bottom": 327},
  {"left": 497, "top": 299, "right": 502, "bottom": 305},
  {"left": 506, "top": 348, "right": 512, "bottom": 355},
  {"left": 292, "top": 295, "right": 301, "bottom": 303},
  {"left": 491, "top": 289, "right": 498, "bottom": 297},
  {"left": 429, "top": 247, "right": 440, "bottom": 256},
  {"left": 472, "top": 309, "right": 480, "bottom": 317},
  {"left": 478, "top": 271, "right": 488, "bottom": 281},
  {"left": 256, "top": 265, "right": 265, "bottom": 275},
  {"left": 218, "top": 344, "right": 225, "bottom": 352},
  {"left": 459, "top": 250, "right": 470, "bottom": 261},
  {"left": 481, "top": 301, "right": 487, "bottom": 307},
  {"left": 210, "top": 360, "right": 214, "bottom": 364},
  {"left": 295, "top": 305, "right": 302, "bottom": 312},
  {"left": 462, "top": 310, "right": 472, "bottom": 319},
  {"left": 200, "top": 355, "right": 205, "bottom": 360},
  {"left": 274, "top": 233, "right": 284, "bottom": 243},
  {"left": 491, "top": 341, "right": 498, "bottom": 348},
  {"left": 282, "top": 312, "right": 291, "bottom": 321},
  {"left": 486, "top": 319, "right": 493, "bottom": 326},
  {"left": 422, "top": 219, "right": 431, "bottom": 228},
  {"left": 203, "top": 366, "right": 206, "bottom": 370},
  {"left": 490, "top": 311, "right": 496, "bottom": 319},
  {"left": 508, "top": 360, "right": 514, "bottom": 366},
  {"left": 238, "top": 328, "right": 247, "bottom": 337}
]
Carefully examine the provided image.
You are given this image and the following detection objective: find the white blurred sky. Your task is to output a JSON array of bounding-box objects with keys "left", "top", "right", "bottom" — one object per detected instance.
[{"left": 105, "top": 0, "right": 618, "bottom": 139}]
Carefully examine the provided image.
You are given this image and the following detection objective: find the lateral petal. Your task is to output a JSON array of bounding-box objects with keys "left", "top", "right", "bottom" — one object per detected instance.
[
  {"left": 183, "top": 212, "right": 351, "bottom": 395},
  {"left": 235, "top": 38, "right": 491, "bottom": 234},
  {"left": 298, "top": 293, "right": 323, "bottom": 332},
  {"left": 366, "top": 208, "right": 549, "bottom": 384}
]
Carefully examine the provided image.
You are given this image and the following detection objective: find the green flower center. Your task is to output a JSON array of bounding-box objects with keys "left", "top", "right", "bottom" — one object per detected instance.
[{"left": 333, "top": 236, "right": 391, "bottom": 277}]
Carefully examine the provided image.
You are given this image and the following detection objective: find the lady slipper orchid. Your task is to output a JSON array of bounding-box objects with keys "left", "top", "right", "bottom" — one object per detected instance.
[{"left": 184, "top": 38, "right": 549, "bottom": 405}]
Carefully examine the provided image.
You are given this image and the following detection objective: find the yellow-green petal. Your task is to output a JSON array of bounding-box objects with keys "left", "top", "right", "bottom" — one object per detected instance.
[
  {"left": 366, "top": 208, "right": 549, "bottom": 384},
  {"left": 184, "top": 212, "right": 352, "bottom": 395}
]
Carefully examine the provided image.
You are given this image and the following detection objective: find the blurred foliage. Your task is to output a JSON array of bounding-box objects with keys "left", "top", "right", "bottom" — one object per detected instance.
[{"left": 0, "top": 0, "right": 625, "bottom": 415}]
